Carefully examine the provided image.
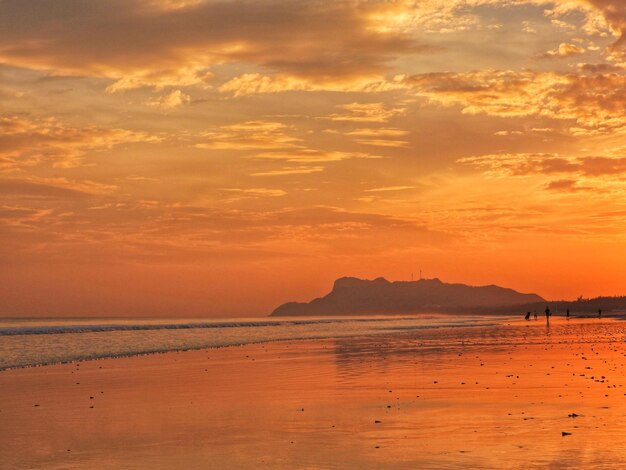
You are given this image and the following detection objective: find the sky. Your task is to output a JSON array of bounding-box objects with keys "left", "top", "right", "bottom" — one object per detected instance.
[{"left": 1, "top": 0, "right": 626, "bottom": 317}]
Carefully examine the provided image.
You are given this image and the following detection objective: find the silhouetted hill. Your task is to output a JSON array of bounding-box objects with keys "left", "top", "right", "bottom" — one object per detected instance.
[{"left": 271, "top": 277, "right": 546, "bottom": 316}]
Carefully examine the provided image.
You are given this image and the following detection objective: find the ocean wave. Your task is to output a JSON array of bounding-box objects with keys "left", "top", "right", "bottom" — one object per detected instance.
[
  {"left": 0, "top": 315, "right": 508, "bottom": 370},
  {"left": 0, "top": 316, "right": 479, "bottom": 336}
]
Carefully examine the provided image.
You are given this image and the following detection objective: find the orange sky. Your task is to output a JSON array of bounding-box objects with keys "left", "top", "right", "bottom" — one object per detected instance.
[{"left": 1, "top": 0, "right": 626, "bottom": 317}]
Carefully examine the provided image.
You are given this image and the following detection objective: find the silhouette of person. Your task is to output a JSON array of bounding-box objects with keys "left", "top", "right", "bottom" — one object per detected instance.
[
  {"left": 598, "top": 308, "right": 602, "bottom": 318},
  {"left": 566, "top": 308, "right": 570, "bottom": 319},
  {"left": 545, "top": 306, "right": 551, "bottom": 323},
  {"left": 534, "top": 310, "right": 538, "bottom": 320},
  {"left": 525, "top": 311, "right": 531, "bottom": 321}
]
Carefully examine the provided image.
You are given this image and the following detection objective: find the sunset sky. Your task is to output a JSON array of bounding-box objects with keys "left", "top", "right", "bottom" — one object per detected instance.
[{"left": 1, "top": 0, "right": 626, "bottom": 317}]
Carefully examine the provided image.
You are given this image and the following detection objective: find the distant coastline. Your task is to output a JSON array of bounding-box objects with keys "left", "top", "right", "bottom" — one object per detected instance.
[{"left": 272, "top": 277, "right": 626, "bottom": 316}]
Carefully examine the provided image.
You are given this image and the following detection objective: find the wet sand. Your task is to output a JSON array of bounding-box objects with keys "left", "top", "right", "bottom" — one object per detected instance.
[{"left": 2, "top": 317, "right": 626, "bottom": 469}]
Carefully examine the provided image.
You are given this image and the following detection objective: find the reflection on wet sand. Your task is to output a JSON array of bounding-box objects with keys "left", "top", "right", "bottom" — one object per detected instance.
[
  {"left": 1, "top": 317, "right": 626, "bottom": 469},
  {"left": 332, "top": 318, "right": 626, "bottom": 468}
]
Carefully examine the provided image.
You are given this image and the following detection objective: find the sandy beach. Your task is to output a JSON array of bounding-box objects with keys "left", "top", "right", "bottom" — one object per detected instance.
[{"left": 2, "top": 317, "right": 626, "bottom": 469}]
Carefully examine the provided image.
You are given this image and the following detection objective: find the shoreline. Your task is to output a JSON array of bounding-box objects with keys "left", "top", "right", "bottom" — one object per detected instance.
[
  {"left": 0, "top": 314, "right": 509, "bottom": 371},
  {"left": 0, "top": 314, "right": 617, "bottom": 372}
]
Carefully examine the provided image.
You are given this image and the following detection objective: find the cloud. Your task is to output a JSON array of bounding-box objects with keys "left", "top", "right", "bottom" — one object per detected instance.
[
  {"left": 458, "top": 153, "right": 579, "bottom": 177},
  {"left": 221, "top": 187, "right": 287, "bottom": 200},
  {"left": 218, "top": 72, "right": 407, "bottom": 96},
  {"left": 0, "top": 0, "right": 430, "bottom": 89},
  {"left": 3, "top": 0, "right": 621, "bottom": 97},
  {"left": 352, "top": 139, "right": 410, "bottom": 148},
  {"left": 346, "top": 128, "right": 409, "bottom": 137},
  {"left": 580, "top": 156, "right": 626, "bottom": 175},
  {"left": 193, "top": 119, "right": 386, "bottom": 179},
  {"left": 0, "top": 115, "right": 161, "bottom": 169},
  {"left": 0, "top": 0, "right": 621, "bottom": 89},
  {"left": 540, "top": 42, "right": 586, "bottom": 58},
  {"left": 195, "top": 121, "right": 301, "bottom": 150},
  {"left": 344, "top": 127, "right": 410, "bottom": 147},
  {"left": 250, "top": 166, "right": 325, "bottom": 177},
  {"left": 364, "top": 0, "right": 596, "bottom": 36},
  {"left": 145, "top": 89, "right": 191, "bottom": 109},
  {"left": 252, "top": 150, "right": 383, "bottom": 163},
  {"left": 522, "top": 20, "right": 537, "bottom": 33},
  {"left": 494, "top": 130, "right": 525, "bottom": 136},
  {"left": 365, "top": 185, "right": 415, "bottom": 192},
  {"left": 405, "top": 69, "right": 626, "bottom": 135},
  {"left": 407, "top": 70, "right": 566, "bottom": 117},
  {"left": 545, "top": 178, "right": 594, "bottom": 192},
  {"left": 459, "top": 152, "right": 626, "bottom": 179},
  {"left": 577, "top": 62, "right": 625, "bottom": 73},
  {"left": 107, "top": 68, "right": 213, "bottom": 93},
  {"left": 324, "top": 102, "right": 406, "bottom": 123},
  {"left": 585, "top": 0, "right": 626, "bottom": 43},
  {"left": 0, "top": 177, "right": 117, "bottom": 198}
]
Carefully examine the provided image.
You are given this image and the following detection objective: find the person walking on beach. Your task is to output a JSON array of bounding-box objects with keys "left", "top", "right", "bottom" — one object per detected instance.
[
  {"left": 545, "top": 306, "right": 551, "bottom": 324},
  {"left": 598, "top": 308, "right": 602, "bottom": 318},
  {"left": 534, "top": 310, "right": 538, "bottom": 320},
  {"left": 525, "top": 311, "right": 531, "bottom": 320},
  {"left": 566, "top": 308, "right": 570, "bottom": 319}
]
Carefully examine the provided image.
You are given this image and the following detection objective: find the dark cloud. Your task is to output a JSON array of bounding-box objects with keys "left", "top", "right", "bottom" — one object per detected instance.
[
  {"left": 580, "top": 156, "right": 626, "bottom": 176},
  {"left": 0, "top": 178, "right": 100, "bottom": 198},
  {"left": 462, "top": 153, "right": 626, "bottom": 180},
  {"left": 545, "top": 178, "right": 594, "bottom": 192},
  {"left": 577, "top": 63, "right": 624, "bottom": 74},
  {"left": 0, "top": 0, "right": 429, "bottom": 84},
  {"left": 586, "top": 1, "right": 626, "bottom": 56},
  {"left": 406, "top": 69, "right": 626, "bottom": 135}
]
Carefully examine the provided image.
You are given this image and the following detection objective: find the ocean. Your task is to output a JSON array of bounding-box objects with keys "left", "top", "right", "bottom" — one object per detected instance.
[{"left": 0, "top": 315, "right": 506, "bottom": 370}]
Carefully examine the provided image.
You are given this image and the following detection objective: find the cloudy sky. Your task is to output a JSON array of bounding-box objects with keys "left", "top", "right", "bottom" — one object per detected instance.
[{"left": 1, "top": 0, "right": 626, "bottom": 317}]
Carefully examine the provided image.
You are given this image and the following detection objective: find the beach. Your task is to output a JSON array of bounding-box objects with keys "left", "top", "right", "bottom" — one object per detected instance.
[
  {"left": 2, "top": 316, "right": 626, "bottom": 469},
  {"left": 5, "top": 1, "right": 626, "bottom": 468}
]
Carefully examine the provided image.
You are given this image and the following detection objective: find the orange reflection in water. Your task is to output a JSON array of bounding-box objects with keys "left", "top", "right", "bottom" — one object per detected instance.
[{"left": 1, "top": 317, "right": 626, "bottom": 469}]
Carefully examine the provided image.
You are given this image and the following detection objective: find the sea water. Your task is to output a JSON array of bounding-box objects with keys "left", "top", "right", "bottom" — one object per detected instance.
[{"left": 0, "top": 315, "right": 506, "bottom": 370}]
